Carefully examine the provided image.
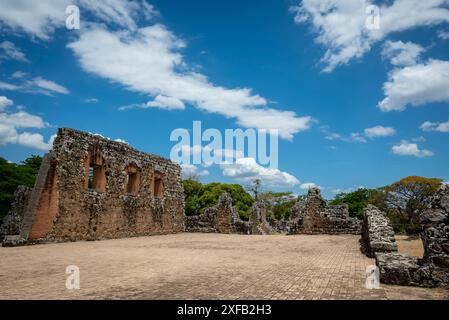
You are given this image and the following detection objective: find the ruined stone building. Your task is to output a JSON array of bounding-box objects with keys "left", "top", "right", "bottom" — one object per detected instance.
[
  {"left": 287, "top": 188, "right": 361, "bottom": 235},
  {"left": 3, "top": 128, "right": 184, "bottom": 244},
  {"left": 361, "top": 186, "right": 449, "bottom": 288},
  {"left": 185, "top": 187, "right": 361, "bottom": 236},
  {"left": 185, "top": 193, "right": 249, "bottom": 234}
]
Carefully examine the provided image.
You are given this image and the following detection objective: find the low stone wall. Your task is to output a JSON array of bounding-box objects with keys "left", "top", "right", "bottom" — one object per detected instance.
[
  {"left": 0, "top": 186, "right": 32, "bottom": 242},
  {"left": 375, "top": 185, "right": 449, "bottom": 288},
  {"left": 361, "top": 205, "right": 398, "bottom": 258},
  {"left": 376, "top": 253, "right": 433, "bottom": 287},
  {"left": 185, "top": 193, "right": 249, "bottom": 234}
]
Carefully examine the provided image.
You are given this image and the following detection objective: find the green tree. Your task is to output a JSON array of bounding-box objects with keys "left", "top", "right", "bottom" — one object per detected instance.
[
  {"left": 0, "top": 155, "right": 43, "bottom": 224},
  {"left": 380, "top": 176, "right": 443, "bottom": 234},
  {"left": 330, "top": 188, "right": 375, "bottom": 219},
  {"left": 182, "top": 180, "right": 254, "bottom": 219},
  {"left": 183, "top": 179, "right": 203, "bottom": 216},
  {"left": 21, "top": 155, "right": 43, "bottom": 175},
  {"left": 259, "top": 191, "right": 297, "bottom": 220},
  {"left": 246, "top": 178, "right": 262, "bottom": 201}
]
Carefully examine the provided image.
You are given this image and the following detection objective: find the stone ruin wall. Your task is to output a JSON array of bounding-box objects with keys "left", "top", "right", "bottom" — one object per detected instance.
[
  {"left": 288, "top": 188, "right": 361, "bottom": 235},
  {"left": 361, "top": 204, "right": 398, "bottom": 258},
  {"left": 5, "top": 128, "right": 185, "bottom": 244},
  {"left": 361, "top": 186, "right": 449, "bottom": 288},
  {"left": 0, "top": 186, "right": 32, "bottom": 240},
  {"left": 185, "top": 193, "right": 249, "bottom": 234},
  {"left": 248, "top": 201, "right": 273, "bottom": 235}
]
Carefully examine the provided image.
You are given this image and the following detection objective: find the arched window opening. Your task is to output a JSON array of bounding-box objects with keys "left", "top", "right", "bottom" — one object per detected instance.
[
  {"left": 153, "top": 171, "right": 164, "bottom": 198},
  {"left": 124, "top": 164, "right": 140, "bottom": 194},
  {"left": 85, "top": 147, "right": 106, "bottom": 192}
]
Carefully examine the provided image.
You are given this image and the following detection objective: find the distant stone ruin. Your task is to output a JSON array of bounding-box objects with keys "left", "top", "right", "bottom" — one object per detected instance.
[
  {"left": 186, "top": 187, "right": 361, "bottom": 235},
  {"left": 185, "top": 193, "right": 249, "bottom": 234},
  {"left": 249, "top": 201, "right": 273, "bottom": 235},
  {"left": 360, "top": 205, "right": 398, "bottom": 257},
  {"left": 287, "top": 188, "right": 361, "bottom": 235},
  {"left": 2, "top": 128, "right": 184, "bottom": 245},
  {"left": 365, "top": 185, "right": 449, "bottom": 288}
]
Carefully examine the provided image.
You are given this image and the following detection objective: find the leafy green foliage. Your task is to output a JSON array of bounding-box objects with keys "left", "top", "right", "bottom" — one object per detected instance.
[
  {"left": 376, "top": 176, "right": 443, "bottom": 234},
  {"left": 0, "top": 155, "right": 42, "bottom": 224},
  {"left": 259, "top": 191, "right": 297, "bottom": 220},
  {"left": 330, "top": 188, "right": 375, "bottom": 219},
  {"left": 182, "top": 180, "right": 254, "bottom": 219},
  {"left": 329, "top": 177, "right": 442, "bottom": 233}
]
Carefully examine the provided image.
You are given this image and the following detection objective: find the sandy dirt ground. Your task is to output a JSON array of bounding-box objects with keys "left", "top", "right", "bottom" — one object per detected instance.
[
  {"left": 396, "top": 235, "right": 424, "bottom": 258},
  {"left": 0, "top": 233, "right": 447, "bottom": 300}
]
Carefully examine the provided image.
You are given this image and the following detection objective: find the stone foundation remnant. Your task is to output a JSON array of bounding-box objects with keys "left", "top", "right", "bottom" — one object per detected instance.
[
  {"left": 185, "top": 193, "right": 249, "bottom": 234},
  {"left": 374, "top": 185, "right": 449, "bottom": 288},
  {"left": 288, "top": 188, "right": 361, "bottom": 235},
  {"left": 249, "top": 200, "right": 273, "bottom": 235},
  {"left": 360, "top": 205, "right": 398, "bottom": 257},
  {"left": 2, "top": 128, "right": 184, "bottom": 245}
]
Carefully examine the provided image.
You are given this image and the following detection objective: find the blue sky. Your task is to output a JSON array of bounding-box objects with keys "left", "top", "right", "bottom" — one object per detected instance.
[{"left": 1, "top": 0, "right": 449, "bottom": 198}]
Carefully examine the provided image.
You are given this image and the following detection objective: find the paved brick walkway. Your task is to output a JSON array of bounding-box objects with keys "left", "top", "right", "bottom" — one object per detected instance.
[{"left": 0, "top": 233, "right": 447, "bottom": 300}]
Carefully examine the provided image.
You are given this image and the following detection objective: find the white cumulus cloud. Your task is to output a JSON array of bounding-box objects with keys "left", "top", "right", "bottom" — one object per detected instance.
[
  {"left": 146, "top": 95, "right": 185, "bottom": 110},
  {"left": 381, "top": 40, "right": 425, "bottom": 66},
  {"left": 300, "top": 182, "right": 321, "bottom": 190},
  {"left": 68, "top": 24, "right": 311, "bottom": 140},
  {"left": 0, "top": 0, "right": 156, "bottom": 40},
  {"left": 0, "top": 96, "right": 14, "bottom": 111},
  {"left": 28, "top": 77, "right": 70, "bottom": 95},
  {"left": 0, "top": 41, "right": 29, "bottom": 62},
  {"left": 379, "top": 59, "right": 449, "bottom": 111},
  {"left": 0, "top": 98, "right": 53, "bottom": 150},
  {"left": 364, "top": 125, "right": 396, "bottom": 138},
  {"left": 392, "top": 140, "right": 434, "bottom": 158},
  {"left": 291, "top": 0, "right": 449, "bottom": 72},
  {"left": 420, "top": 120, "right": 449, "bottom": 132},
  {"left": 180, "top": 163, "right": 209, "bottom": 178},
  {"left": 221, "top": 157, "right": 299, "bottom": 188}
]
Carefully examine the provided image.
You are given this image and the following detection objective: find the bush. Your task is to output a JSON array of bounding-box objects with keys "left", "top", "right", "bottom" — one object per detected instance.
[
  {"left": 330, "top": 188, "right": 374, "bottom": 219},
  {"left": 182, "top": 180, "right": 254, "bottom": 219},
  {"left": 259, "top": 191, "right": 297, "bottom": 220},
  {"left": 0, "top": 155, "right": 42, "bottom": 225}
]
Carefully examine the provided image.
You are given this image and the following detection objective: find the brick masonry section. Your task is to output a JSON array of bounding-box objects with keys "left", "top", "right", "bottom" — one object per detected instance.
[{"left": 18, "top": 128, "right": 185, "bottom": 243}]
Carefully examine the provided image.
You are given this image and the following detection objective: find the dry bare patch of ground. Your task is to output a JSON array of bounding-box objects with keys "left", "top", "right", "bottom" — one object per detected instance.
[
  {"left": 395, "top": 235, "right": 424, "bottom": 258},
  {"left": 0, "top": 233, "right": 447, "bottom": 300}
]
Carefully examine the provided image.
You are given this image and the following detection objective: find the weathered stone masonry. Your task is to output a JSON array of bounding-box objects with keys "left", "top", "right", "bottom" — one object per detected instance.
[
  {"left": 9, "top": 128, "right": 185, "bottom": 243},
  {"left": 361, "top": 186, "right": 449, "bottom": 288},
  {"left": 288, "top": 188, "right": 361, "bottom": 235},
  {"left": 185, "top": 193, "right": 249, "bottom": 234},
  {"left": 360, "top": 205, "right": 398, "bottom": 258},
  {"left": 186, "top": 187, "right": 361, "bottom": 235},
  {"left": 375, "top": 186, "right": 449, "bottom": 288}
]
